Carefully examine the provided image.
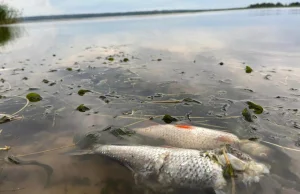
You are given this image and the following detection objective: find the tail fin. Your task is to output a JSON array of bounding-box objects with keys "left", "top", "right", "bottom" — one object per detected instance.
[{"left": 73, "top": 125, "right": 136, "bottom": 149}]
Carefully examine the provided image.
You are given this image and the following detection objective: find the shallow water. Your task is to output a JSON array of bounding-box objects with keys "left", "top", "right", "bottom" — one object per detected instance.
[{"left": 1, "top": 8, "right": 300, "bottom": 194}]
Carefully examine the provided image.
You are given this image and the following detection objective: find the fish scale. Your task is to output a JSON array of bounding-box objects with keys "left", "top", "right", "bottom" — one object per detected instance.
[{"left": 93, "top": 145, "right": 226, "bottom": 191}]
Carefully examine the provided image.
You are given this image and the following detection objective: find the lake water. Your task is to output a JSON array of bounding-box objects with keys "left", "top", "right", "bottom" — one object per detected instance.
[{"left": 1, "top": 8, "right": 300, "bottom": 194}]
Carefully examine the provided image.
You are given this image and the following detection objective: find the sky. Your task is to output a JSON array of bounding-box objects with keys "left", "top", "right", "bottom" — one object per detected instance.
[{"left": 2, "top": 0, "right": 295, "bottom": 16}]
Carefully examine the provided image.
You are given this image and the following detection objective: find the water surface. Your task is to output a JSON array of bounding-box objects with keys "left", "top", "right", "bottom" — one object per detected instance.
[{"left": 1, "top": 8, "right": 300, "bottom": 194}]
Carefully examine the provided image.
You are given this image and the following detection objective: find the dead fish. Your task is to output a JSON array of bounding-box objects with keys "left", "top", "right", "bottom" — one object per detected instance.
[
  {"left": 132, "top": 124, "right": 273, "bottom": 159},
  {"left": 73, "top": 144, "right": 269, "bottom": 193},
  {"left": 133, "top": 124, "right": 240, "bottom": 150}
]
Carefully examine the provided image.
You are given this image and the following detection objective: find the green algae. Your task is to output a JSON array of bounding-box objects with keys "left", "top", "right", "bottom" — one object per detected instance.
[
  {"left": 26, "top": 93, "right": 42, "bottom": 102},
  {"left": 76, "top": 104, "right": 90, "bottom": 112}
]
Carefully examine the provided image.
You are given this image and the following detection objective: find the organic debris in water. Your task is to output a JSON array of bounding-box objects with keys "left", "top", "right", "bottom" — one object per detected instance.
[
  {"left": 48, "top": 69, "right": 57, "bottom": 72},
  {"left": 66, "top": 67, "right": 72, "bottom": 71},
  {"left": 26, "top": 93, "right": 42, "bottom": 102},
  {"left": 223, "top": 163, "right": 235, "bottom": 178},
  {"left": 0, "top": 115, "right": 11, "bottom": 124},
  {"left": 123, "top": 58, "right": 129, "bottom": 62},
  {"left": 245, "top": 66, "right": 253, "bottom": 73},
  {"left": 248, "top": 137, "right": 260, "bottom": 141},
  {"left": 107, "top": 57, "right": 114, "bottom": 61},
  {"left": 157, "top": 59, "right": 162, "bottom": 61},
  {"left": 264, "top": 74, "right": 272, "bottom": 80},
  {"left": 162, "top": 114, "right": 178, "bottom": 124},
  {"left": 22, "top": 77, "right": 28, "bottom": 80},
  {"left": 0, "top": 145, "right": 11, "bottom": 151},
  {"left": 109, "top": 127, "right": 136, "bottom": 137},
  {"left": 42, "top": 79, "right": 50, "bottom": 84},
  {"left": 219, "top": 62, "right": 224, "bottom": 66},
  {"left": 182, "top": 98, "right": 202, "bottom": 104},
  {"left": 76, "top": 104, "right": 90, "bottom": 112},
  {"left": 242, "top": 108, "right": 253, "bottom": 122},
  {"left": 49, "top": 82, "right": 56, "bottom": 86},
  {"left": 78, "top": 89, "right": 91, "bottom": 96},
  {"left": 247, "top": 101, "right": 263, "bottom": 114}
]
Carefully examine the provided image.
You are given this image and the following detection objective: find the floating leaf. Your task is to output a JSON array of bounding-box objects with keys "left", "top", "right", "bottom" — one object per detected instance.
[
  {"left": 247, "top": 101, "right": 263, "bottom": 114},
  {"left": 76, "top": 104, "right": 90, "bottom": 112},
  {"left": 242, "top": 108, "right": 253, "bottom": 122},
  {"left": 78, "top": 89, "right": 91, "bottom": 96},
  {"left": 245, "top": 66, "right": 253, "bottom": 73},
  {"left": 162, "top": 114, "right": 178, "bottom": 124},
  {"left": 26, "top": 93, "right": 42, "bottom": 102}
]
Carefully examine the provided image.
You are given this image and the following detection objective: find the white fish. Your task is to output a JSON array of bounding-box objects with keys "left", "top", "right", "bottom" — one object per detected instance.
[
  {"left": 133, "top": 124, "right": 240, "bottom": 150},
  {"left": 75, "top": 144, "right": 269, "bottom": 193},
  {"left": 132, "top": 124, "right": 273, "bottom": 159}
]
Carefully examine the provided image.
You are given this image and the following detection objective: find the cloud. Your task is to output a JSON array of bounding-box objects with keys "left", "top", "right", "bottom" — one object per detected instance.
[{"left": 2, "top": 0, "right": 60, "bottom": 16}]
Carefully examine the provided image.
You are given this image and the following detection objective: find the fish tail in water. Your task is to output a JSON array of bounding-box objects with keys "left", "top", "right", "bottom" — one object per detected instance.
[{"left": 73, "top": 126, "right": 135, "bottom": 149}]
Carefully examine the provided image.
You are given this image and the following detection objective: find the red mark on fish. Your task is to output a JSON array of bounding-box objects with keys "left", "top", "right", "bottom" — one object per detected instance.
[{"left": 175, "top": 124, "right": 194, "bottom": 130}]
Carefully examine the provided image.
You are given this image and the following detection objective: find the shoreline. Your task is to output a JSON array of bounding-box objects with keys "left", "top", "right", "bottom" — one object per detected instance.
[{"left": 18, "top": 6, "right": 300, "bottom": 24}]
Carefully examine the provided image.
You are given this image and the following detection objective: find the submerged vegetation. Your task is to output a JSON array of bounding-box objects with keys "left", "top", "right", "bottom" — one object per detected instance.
[
  {"left": 247, "top": 101, "right": 263, "bottom": 114},
  {"left": 162, "top": 114, "right": 178, "bottom": 123},
  {"left": 76, "top": 104, "right": 90, "bottom": 112},
  {"left": 245, "top": 66, "right": 253, "bottom": 73},
  {"left": 0, "top": 4, "right": 21, "bottom": 24},
  {"left": 26, "top": 93, "right": 42, "bottom": 102},
  {"left": 78, "top": 89, "right": 91, "bottom": 96},
  {"left": 242, "top": 108, "right": 253, "bottom": 122}
]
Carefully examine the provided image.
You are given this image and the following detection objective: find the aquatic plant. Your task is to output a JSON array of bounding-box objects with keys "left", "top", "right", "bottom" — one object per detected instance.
[
  {"left": 0, "top": 4, "right": 21, "bottom": 24},
  {"left": 247, "top": 101, "right": 263, "bottom": 114},
  {"left": 242, "top": 108, "right": 253, "bottom": 122},
  {"left": 107, "top": 57, "right": 114, "bottom": 61},
  {"left": 245, "top": 66, "right": 253, "bottom": 73},
  {"left": 66, "top": 67, "right": 72, "bottom": 71},
  {"left": 26, "top": 93, "right": 42, "bottom": 102},
  {"left": 123, "top": 58, "right": 129, "bottom": 62},
  {"left": 162, "top": 114, "right": 178, "bottom": 123},
  {"left": 76, "top": 104, "right": 90, "bottom": 112},
  {"left": 78, "top": 89, "right": 91, "bottom": 96}
]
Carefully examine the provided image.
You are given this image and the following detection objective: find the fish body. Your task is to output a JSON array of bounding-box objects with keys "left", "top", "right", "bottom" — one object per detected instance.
[
  {"left": 82, "top": 144, "right": 269, "bottom": 192},
  {"left": 133, "top": 124, "right": 240, "bottom": 150},
  {"left": 92, "top": 145, "right": 226, "bottom": 191}
]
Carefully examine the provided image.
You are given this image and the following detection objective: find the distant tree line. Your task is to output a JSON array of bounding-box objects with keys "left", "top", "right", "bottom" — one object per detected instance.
[{"left": 249, "top": 2, "right": 300, "bottom": 8}]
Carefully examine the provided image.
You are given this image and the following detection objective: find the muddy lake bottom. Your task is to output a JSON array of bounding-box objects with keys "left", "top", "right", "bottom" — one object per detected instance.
[{"left": 1, "top": 8, "right": 300, "bottom": 194}]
